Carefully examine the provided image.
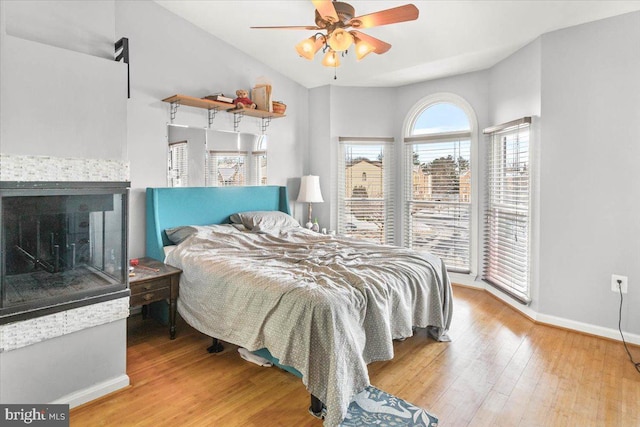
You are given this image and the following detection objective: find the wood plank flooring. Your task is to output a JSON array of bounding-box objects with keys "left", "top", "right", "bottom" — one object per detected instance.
[{"left": 70, "top": 286, "right": 640, "bottom": 426}]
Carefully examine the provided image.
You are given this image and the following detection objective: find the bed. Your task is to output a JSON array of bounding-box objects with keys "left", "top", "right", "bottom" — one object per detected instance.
[{"left": 145, "top": 185, "right": 452, "bottom": 427}]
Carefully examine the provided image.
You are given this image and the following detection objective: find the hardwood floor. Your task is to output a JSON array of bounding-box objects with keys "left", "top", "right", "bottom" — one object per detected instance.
[{"left": 70, "top": 286, "right": 640, "bottom": 426}]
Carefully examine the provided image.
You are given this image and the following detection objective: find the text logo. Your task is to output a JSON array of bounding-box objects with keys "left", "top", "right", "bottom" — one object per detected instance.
[{"left": 1, "top": 405, "right": 68, "bottom": 426}]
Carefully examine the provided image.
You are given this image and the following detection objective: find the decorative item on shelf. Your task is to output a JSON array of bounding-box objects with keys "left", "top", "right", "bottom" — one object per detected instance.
[
  {"left": 233, "top": 89, "right": 257, "bottom": 109},
  {"left": 252, "top": 84, "right": 272, "bottom": 112},
  {"left": 204, "top": 93, "right": 234, "bottom": 104},
  {"left": 297, "top": 175, "right": 324, "bottom": 229},
  {"left": 312, "top": 218, "right": 320, "bottom": 233},
  {"left": 272, "top": 101, "right": 287, "bottom": 115}
]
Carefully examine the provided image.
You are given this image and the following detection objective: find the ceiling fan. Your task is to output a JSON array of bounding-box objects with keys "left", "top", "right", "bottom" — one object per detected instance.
[{"left": 250, "top": 0, "right": 419, "bottom": 68}]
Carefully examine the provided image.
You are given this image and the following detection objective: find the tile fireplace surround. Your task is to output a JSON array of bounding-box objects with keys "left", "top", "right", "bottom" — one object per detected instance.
[{"left": 0, "top": 154, "right": 130, "bottom": 353}]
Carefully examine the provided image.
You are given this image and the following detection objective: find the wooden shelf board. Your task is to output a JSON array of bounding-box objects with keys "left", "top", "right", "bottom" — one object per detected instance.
[
  {"left": 230, "top": 108, "right": 286, "bottom": 119},
  {"left": 162, "top": 94, "right": 236, "bottom": 111}
]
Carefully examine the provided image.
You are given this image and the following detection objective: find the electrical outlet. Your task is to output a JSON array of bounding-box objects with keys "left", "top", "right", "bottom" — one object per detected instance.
[{"left": 611, "top": 274, "right": 628, "bottom": 294}]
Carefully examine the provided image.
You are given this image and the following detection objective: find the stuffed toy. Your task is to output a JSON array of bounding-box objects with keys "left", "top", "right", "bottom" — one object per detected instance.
[{"left": 233, "top": 89, "right": 257, "bottom": 109}]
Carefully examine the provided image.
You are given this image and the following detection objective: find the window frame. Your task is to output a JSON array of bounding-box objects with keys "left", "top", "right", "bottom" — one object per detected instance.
[
  {"left": 402, "top": 93, "right": 479, "bottom": 280},
  {"left": 482, "top": 117, "right": 533, "bottom": 304}
]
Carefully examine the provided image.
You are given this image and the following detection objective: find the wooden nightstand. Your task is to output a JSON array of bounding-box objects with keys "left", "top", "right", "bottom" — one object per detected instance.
[{"left": 129, "top": 257, "right": 181, "bottom": 339}]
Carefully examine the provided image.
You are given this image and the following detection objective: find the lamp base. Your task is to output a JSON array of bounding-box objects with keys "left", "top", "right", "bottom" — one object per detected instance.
[{"left": 305, "top": 221, "right": 314, "bottom": 229}]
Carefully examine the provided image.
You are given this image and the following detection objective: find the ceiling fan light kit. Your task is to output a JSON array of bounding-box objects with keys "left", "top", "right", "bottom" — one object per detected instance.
[
  {"left": 295, "top": 35, "right": 324, "bottom": 60},
  {"left": 252, "top": 0, "right": 418, "bottom": 73},
  {"left": 322, "top": 50, "right": 340, "bottom": 67},
  {"left": 327, "top": 28, "right": 353, "bottom": 51},
  {"left": 353, "top": 35, "right": 375, "bottom": 61}
]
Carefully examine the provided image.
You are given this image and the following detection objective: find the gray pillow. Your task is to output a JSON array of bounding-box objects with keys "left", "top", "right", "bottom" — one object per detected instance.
[{"left": 229, "top": 211, "right": 300, "bottom": 232}]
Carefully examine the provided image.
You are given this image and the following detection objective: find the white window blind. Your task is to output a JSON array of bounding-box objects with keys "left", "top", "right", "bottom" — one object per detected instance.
[
  {"left": 404, "top": 132, "right": 471, "bottom": 272},
  {"left": 168, "top": 141, "right": 188, "bottom": 187},
  {"left": 208, "top": 151, "right": 247, "bottom": 187},
  {"left": 483, "top": 118, "right": 531, "bottom": 304},
  {"left": 337, "top": 138, "right": 394, "bottom": 244},
  {"left": 253, "top": 150, "right": 267, "bottom": 185}
]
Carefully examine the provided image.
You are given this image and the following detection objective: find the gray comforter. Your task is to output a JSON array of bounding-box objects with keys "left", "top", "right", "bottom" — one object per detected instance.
[{"left": 166, "top": 225, "right": 452, "bottom": 427}]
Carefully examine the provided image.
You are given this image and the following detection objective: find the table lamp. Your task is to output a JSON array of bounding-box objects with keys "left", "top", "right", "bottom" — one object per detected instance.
[{"left": 297, "top": 175, "right": 324, "bottom": 229}]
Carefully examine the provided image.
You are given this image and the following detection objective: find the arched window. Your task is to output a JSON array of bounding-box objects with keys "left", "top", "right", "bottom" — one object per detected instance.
[{"left": 404, "top": 94, "right": 477, "bottom": 274}]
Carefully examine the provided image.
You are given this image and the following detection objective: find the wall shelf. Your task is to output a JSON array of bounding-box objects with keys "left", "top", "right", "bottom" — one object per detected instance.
[
  {"left": 162, "top": 94, "right": 285, "bottom": 131},
  {"left": 163, "top": 94, "right": 235, "bottom": 126}
]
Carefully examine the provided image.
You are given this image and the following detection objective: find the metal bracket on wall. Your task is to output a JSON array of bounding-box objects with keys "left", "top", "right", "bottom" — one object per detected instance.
[
  {"left": 208, "top": 107, "right": 219, "bottom": 128},
  {"left": 232, "top": 110, "right": 244, "bottom": 132},
  {"left": 260, "top": 116, "right": 272, "bottom": 134},
  {"left": 114, "top": 37, "right": 130, "bottom": 99},
  {"left": 169, "top": 101, "right": 180, "bottom": 123}
]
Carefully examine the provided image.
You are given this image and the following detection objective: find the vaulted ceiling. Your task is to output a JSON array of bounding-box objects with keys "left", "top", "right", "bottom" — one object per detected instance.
[{"left": 155, "top": 1, "right": 640, "bottom": 88}]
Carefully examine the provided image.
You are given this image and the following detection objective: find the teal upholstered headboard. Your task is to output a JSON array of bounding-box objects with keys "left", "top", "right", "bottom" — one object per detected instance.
[{"left": 146, "top": 186, "right": 290, "bottom": 261}]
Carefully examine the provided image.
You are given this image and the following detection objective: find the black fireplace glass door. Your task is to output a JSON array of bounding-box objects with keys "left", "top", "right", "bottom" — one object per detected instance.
[{"left": 1, "top": 184, "right": 128, "bottom": 317}]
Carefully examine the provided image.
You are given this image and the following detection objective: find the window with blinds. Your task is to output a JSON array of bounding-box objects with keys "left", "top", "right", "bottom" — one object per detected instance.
[
  {"left": 337, "top": 138, "right": 394, "bottom": 244},
  {"left": 168, "top": 141, "right": 188, "bottom": 187},
  {"left": 483, "top": 118, "right": 531, "bottom": 304},
  {"left": 405, "top": 135, "right": 471, "bottom": 272},
  {"left": 208, "top": 151, "right": 247, "bottom": 187}
]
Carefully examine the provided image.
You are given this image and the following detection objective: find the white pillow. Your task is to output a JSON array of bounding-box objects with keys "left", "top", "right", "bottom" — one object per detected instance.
[{"left": 229, "top": 211, "right": 300, "bottom": 233}]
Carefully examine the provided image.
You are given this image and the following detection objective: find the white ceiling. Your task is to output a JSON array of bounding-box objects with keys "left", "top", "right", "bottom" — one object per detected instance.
[{"left": 155, "top": 1, "right": 640, "bottom": 89}]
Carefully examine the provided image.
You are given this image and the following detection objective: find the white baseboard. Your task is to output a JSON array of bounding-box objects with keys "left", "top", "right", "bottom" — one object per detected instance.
[
  {"left": 451, "top": 274, "right": 640, "bottom": 346},
  {"left": 51, "top": 374, "right": 130, "bottom": 408},
  {"left": 449, "top": 272, "right": 482, "bottom": 288},
  {"left": 536, "top": 313, "right": 640, "bottom": 346}
]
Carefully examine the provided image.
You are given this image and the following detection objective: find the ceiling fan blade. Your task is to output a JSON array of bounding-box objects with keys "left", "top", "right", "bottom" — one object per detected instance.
[
  {"left": 312, "top": 0, "right": 339, "bottom": 22},
  {"left": 250, "top": 25, "right": 321, "bottom": 30},
  {"left": 351, "top": 30, "right": 391, "bottom": 54},
  {"left": 349, "top": 4, "right": 419, "bottom": 29}
]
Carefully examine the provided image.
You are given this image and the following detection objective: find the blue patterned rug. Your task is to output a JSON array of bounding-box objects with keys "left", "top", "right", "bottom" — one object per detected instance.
[{"left": 340, "top": 386, "right": 438, "bottom": 426}]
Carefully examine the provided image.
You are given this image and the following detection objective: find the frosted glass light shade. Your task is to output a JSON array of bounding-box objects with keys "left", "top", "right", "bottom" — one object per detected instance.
[
  {"left": 295, "top": 36, "right": 322, "bottom": 60},
  {"left": 322, "top": 50, "right": 340, "bottom": 67},
  {"left": 328, "top": 28, "right": 353, "bottom": 52},
  {"left": 354, "top": 36, "right": 375, "bottom": 60},
  {"left": 297, "top": 175, "right": 324, "bottom": 203}
]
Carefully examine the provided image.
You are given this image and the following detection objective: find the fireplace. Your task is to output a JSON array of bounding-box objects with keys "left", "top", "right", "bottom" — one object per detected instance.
[{"left": 0, "top": 181, "right": 130, "bottom": 323}]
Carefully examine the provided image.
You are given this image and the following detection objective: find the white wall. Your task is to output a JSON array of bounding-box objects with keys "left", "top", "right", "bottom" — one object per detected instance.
[
  {"left": 538, "top": 11, "right": 640, "bottom": 334},
  {"left": 114, "top": 0, "right": 307, "bottom": 257},
  {"left": 0, "top": 34, "right": 127, "bottom": 159},
  {"left": 489, "top": 39, "right": 542, "bottom": 125},
  {"left": 0, "top": 319, "right": 127, "bottom": 405},
  {"left": 307, "top": 86, "right": 332, "bottom": 228}
]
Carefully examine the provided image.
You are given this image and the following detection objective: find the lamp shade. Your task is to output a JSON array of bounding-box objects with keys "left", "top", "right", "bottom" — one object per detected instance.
[
  {"left": 295, "top": 36, "right": 323, "bottom": 60},
  {"left": 322, "top": 50, "right": 340, "bottom": 67},
  {"left": 297, "top": 175, "right": 324, "bottom": 203},
  {"left": 353, "top": 35, "right": 375, "bottom": 60}
]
